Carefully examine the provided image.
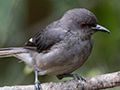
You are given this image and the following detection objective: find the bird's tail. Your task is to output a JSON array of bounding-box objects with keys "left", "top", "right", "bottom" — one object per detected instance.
[
  {"left": 0, "top": 47, "right": 27, "bottom": 58},
  {"left": 0, "top": 47, "right": 33, "bottom": 66}
]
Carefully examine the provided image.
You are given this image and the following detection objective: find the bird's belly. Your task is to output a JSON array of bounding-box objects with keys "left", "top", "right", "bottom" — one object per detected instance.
[
  {"left": 37, "top": 50, "right": 90, "bottom": 76},
  {"left": 43, "top": 55, "right": 87, "bottom": 75}
]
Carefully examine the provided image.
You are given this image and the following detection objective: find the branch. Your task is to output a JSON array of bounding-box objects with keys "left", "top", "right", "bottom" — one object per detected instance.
[{"left": 1, "top": 71, "right": 120, "bottom": 90}]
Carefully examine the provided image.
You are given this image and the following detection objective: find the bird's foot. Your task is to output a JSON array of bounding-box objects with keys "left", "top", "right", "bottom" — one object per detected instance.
[
  {"left": 35, "top": 80, "right": 42, "bottom": 90},
  {"left": 57, "top": 74, "right": 85, "bottom": 90},
  {"left": 34, "top": 70, "right": 42, "bottom": 90},
  {"left": 73, "top": 74, "right": 86, "bottom": 90}
]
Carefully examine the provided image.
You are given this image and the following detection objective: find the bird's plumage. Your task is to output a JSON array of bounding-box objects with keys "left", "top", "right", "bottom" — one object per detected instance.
[
  {"left": 25, "top": 27, "right": 65, "bottom": 53},
  {"left": 22, "top": 8, "right": 98, "bottom": 75},
  {"left": 0, "top": 8, "right": 110, "bottom": 76}
]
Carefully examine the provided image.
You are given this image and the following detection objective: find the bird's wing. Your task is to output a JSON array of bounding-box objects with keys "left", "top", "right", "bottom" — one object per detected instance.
[{"left": 24, "top": 28, "right": 66, "bottom": 53}]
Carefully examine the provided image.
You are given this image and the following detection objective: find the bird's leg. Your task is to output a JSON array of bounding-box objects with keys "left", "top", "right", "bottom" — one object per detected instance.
[
  {"left": 34, "top": 70, "right": 42, "bottom": 90},
  {"left": 57, "top": 74, "right": 86, "bottom": 90}
]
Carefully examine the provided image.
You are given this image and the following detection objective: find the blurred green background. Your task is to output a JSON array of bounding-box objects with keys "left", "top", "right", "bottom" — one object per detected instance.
[{"left": 0, "top": 0, "right": 120, "bottom": 90}]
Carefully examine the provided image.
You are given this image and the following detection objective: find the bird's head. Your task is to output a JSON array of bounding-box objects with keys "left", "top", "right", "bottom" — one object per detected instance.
[{"left": 60, "top": 8, "right": 110, "bottom": 36}]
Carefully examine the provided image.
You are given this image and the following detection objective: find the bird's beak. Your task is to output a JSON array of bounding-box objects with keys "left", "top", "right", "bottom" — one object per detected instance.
[{"left": 92, "top": 25, "right": 110, "bottom": 34}]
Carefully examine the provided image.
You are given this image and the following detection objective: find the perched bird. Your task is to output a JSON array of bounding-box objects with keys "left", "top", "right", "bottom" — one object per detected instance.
[{"left": 0, "top": 8, "right": 110, "bottom": 90}]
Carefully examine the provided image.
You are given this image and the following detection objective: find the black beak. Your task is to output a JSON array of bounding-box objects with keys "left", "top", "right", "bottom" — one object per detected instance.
[{"left": 92, "top": 25, "right": 110, "bottom": 34}]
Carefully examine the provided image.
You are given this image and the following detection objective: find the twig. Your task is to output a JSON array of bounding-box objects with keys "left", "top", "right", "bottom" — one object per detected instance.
[{"left": 0, "top": 71, "right": 120, "bottom": 90}]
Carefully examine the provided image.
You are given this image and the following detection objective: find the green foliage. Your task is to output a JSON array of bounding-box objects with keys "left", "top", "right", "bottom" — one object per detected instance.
[{"left": 0, "top": 0, "right": 120, "bottom": 90}]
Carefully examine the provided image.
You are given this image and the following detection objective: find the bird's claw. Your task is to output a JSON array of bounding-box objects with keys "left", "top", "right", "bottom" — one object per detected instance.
[
  {"left": 73, "top": 74, "right": 85, "bottom": 90},
  {"left": 35, "top": 80, "right": 42, "bottom": 90},
  {"left": 34, "top": 70, "right": 42, "bottom": 90}
]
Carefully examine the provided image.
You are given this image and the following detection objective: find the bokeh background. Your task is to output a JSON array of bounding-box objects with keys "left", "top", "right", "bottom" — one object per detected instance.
[{"left": 0, "top": 0, "right": 120, "bottom": 90}]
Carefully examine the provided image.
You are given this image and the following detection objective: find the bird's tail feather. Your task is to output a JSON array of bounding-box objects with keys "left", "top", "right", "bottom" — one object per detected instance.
[
  {"left": 0, "top": 47, "right": 33, "bottom": 67},
  {"left": 0, "top": 47, "right": 27, "bottom": 58}
]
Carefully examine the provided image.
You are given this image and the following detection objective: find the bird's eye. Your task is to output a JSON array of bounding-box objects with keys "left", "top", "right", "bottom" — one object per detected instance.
[{"left": 80, "top": 23, "right": 86, "bottom": 28}]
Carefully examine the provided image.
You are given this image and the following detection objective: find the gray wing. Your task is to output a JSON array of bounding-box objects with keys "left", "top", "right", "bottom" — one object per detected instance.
[{"left": 24, "top": 28, "right": 66, "bottom": 53}]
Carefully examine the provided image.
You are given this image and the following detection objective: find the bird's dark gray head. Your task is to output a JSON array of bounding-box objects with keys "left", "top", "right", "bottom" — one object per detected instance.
[{"left": 60, "top": 8, "right": 110, "bottom": 35}]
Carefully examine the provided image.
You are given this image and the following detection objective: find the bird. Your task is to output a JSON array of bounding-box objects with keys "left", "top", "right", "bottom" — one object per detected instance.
[{"left": 0, "top": 8, "right": 110, "bottom": 90}]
